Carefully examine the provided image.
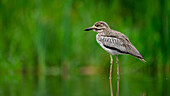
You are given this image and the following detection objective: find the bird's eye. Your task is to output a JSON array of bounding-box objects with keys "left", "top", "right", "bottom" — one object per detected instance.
[{"left": 96, "top": 24, "right": 100, "bottom": 27}]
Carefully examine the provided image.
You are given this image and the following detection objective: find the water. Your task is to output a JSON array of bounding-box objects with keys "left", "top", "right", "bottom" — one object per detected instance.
[{"left": 0, "top": 67, "right": 169, "bottom": 96}]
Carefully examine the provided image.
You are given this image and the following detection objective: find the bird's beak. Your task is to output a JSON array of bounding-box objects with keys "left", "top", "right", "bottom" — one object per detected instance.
[
  {"left": 84, "top": 27, "right": 93, "bottom": 31},
  {"left": 84, "top": 25, "right": 97, "bottom": 31}
]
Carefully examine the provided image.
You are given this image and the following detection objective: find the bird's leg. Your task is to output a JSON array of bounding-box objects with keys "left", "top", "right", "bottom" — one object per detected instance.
[
  {"left": 109, "top": 55, "right": 113, "bottom": 96},
  {"left": 109, "top": 55, "right": 113, "bottom": 79},
  {"left": 115, "top": 55, "right": 119, "bottom": 79},
  {"left": 117, "top": 77, "right": 119, "bottom": 96}
]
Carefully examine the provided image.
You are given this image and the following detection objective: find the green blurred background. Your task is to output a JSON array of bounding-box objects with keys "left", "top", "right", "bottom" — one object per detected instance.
[{"left": 0, "top": 0, "right": 169, "bottom": 96}]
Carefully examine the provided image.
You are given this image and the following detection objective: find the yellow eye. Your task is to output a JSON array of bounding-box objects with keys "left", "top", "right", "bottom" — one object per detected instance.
[{"left": 96, "top": 24, "right": 100, "bottom": 27}]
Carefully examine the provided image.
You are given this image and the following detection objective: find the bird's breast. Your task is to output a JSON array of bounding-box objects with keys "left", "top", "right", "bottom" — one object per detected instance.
[{"left": 96, "top": 34, "right": 122, "bottom": 55}]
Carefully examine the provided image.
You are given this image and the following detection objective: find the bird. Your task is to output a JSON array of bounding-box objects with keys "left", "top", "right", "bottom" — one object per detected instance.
[{"left": 84, "top": 21, "right": 146, "bottom": 78}]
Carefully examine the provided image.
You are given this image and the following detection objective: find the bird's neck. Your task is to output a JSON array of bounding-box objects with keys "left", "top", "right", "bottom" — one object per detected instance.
[{"left": 97, "top": 29, "right": 111, "bottom": 35}]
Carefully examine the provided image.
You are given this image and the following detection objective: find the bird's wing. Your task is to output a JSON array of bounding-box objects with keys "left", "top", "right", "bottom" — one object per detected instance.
[
  {"left": 100, "top": 31, "right": 143, "bottom": 59},
  {"left": 124, "top": 42, "right": 143, "bottom": 59},
  {"left": 98, "top": 35, "right": 127, "bottom": 53},
  {"left": 118, "top": 33, "right": 143, "bottom": 59}
]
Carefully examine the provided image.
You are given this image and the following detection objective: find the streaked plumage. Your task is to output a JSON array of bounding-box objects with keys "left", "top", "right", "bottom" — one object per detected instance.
[{"left": 85, "top": 21, "right": 145, "bottom": 62}]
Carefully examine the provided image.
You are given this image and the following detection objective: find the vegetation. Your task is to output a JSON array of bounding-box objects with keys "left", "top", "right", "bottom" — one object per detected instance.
[{"left": 0, "top": 0, "right": 169, "bottom": 96}]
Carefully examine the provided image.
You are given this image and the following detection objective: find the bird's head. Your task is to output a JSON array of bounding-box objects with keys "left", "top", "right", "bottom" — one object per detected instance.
[{"left": 84, "top": 21, "right": 110, "bottom": 33}]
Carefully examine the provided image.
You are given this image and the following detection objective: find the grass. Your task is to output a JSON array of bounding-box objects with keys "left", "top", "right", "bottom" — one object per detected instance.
[{"left": 0, "top": 0, "right": 169, "bottom": 96}]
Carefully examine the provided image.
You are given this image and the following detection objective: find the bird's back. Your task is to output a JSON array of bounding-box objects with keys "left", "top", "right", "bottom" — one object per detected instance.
[{"left": 97, "top": 29, "right": 145, "bottom": 62}]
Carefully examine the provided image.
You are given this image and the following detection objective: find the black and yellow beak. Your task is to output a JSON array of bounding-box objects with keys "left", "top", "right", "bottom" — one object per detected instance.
[{"left": 84, "top": 27, "right": 93, "bottom": 31}]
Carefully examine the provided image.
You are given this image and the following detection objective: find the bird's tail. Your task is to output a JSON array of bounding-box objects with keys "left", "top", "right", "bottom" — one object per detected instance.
[{"left": 139, "top": 58, "right": 146, "bottom": 63}]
